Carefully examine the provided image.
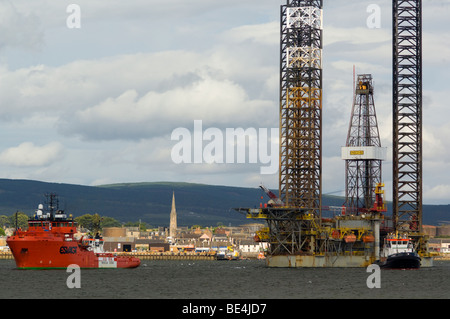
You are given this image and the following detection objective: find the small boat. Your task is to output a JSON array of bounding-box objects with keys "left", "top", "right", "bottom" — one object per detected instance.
[
  {"left": 376, "top": 233, "right": 421, "bottom": 269},
  {"left": 216, "top": 251, "right": 227, "bottom": 260},
  {"left": 216, "top": 249, "right": 239, "bottom": 261}
]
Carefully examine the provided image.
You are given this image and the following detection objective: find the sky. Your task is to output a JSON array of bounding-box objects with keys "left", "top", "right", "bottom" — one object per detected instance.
[{"left": 0, "top": 0, "right": 449, "bottom": 204}]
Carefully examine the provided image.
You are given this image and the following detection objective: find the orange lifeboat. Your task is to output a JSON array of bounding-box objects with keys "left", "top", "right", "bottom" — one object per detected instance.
[
  {"left": 344, "top": 233, "right": 356, "bottom": 243},
  {"left": 363, "top": 234, "right": 375, "bottom": 243}
]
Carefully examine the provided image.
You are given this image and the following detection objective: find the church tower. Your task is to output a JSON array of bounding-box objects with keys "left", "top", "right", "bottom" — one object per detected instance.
[{"left": 169, "top": 192, "right": 177, "bottom": 238}]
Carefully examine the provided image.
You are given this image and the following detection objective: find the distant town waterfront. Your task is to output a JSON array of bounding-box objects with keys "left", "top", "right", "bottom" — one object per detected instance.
[
  {"left": 2, "top": 193, "right": 450, "bottom": 266},
  {"left": 3, "top": 221, "right": 450, "bottom": 260},
  {"left": 2, "top": 192, "right": 450, "bottom": 261},
  {"left": 0, "top": 192, "right": 270, "bottom": 260}
]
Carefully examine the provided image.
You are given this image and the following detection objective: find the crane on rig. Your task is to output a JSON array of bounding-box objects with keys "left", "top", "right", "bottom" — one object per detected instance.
[{"left": 259, "top": 184, "right": 284, "bottom": 207}]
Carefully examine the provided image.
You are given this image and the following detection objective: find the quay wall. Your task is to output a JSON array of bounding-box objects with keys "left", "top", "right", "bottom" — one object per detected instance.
[
  {"left": 0, "top": 252, "right": 13, "bottom": 260},
  {"left": 119, "top": 252, "right": 215, "bottom": 261},
  {"left": 0, "top": 251, "right": 215, "bottom": 261}
]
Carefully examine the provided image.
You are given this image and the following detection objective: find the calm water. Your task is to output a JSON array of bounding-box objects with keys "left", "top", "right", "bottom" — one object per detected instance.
[{"left": 1, "top": 259, "right": 449, "bottom": 299}]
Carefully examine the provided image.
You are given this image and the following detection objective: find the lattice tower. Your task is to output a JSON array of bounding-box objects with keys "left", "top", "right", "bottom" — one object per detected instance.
[
  {"left": 393, "top": 0, "right": 422, "bottom": 232},
  {"left": 279, "top": 0, "right": 323, "bottom": 216},
  {"left": 342, "top": 74, "right": 386, "bottom": 214}
]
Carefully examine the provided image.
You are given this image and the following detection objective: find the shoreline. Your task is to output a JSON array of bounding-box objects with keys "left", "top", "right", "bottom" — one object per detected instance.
[
  {"left": 0, "top": 251, "right": 261, "bottom": 261},
  {"left": 2, "top": 250, "right": 448, "bottom": 262}
]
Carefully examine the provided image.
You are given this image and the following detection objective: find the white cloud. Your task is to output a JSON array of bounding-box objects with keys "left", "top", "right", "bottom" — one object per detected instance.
[
  {"left": 0, "top": 0, "right": 448, "bottom": 204},
  {"left": 0, "top": 142, "right": 64, "bottom": 167},
  {"left": 424, "top": 185, "right": 450, "bottom": 204},
  {"left": 423, "top": 129, "right": 446, "bottom": 160},
  {"left": 0, "top": 1, "right": 43, "bottom": 51},
  {"left": 0, "top": 51, "right": 200, "bottom": 120},
  {"left": 0, "top": 20, "right": 279, "bottom": 141},
  {"left": 221, "top": 21, "right": 279, "bottom": 46},
  {"left": 59, "top": 73, "right": 274, "bottom": 141},
  {"left": 325, "top": 27, "right": 390, "bottom": 47}
]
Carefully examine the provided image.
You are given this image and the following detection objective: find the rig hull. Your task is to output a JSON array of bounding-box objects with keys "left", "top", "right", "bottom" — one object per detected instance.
[
  {"left": 266, "top": 255, "right": 375, "bottom": 268},
  {"left": 266, "top": 254, "right": 432, "bottom": 268},
  {"left": 238, "top": 204, "right": 434, "bottom": 268}
]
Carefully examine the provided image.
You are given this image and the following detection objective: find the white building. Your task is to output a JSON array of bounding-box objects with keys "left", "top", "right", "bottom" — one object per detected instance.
[
  {"left": 238, "top": 240, "right": 269, "bottom": 253},
  {"left": 429, "top": 238, "right": 450, "bottom": 254}
]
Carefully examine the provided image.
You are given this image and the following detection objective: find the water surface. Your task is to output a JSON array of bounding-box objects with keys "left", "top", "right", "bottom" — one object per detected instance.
[{"left": 1, "top": 259, "right": 449, "bottom": 299}]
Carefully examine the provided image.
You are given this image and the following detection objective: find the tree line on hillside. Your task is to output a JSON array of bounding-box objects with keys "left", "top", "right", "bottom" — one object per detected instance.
[{"left": 0, "top": 212, "right": 149, "bottom": 236}]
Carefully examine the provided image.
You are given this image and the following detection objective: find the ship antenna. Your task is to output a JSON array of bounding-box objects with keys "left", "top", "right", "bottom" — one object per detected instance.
[{"left": 45, "top": 193, "right": 59, "bottom": 221}]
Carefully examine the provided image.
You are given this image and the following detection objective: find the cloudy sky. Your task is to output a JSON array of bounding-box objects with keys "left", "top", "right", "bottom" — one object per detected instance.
[{"left": 0, "top": 0, "right": 449, "bottom": 204}]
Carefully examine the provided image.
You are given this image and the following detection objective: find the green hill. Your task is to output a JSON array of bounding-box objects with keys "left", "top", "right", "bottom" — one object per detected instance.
[
  {"left": 0, "top": 179, "right": 262, "bottom": 226},
  {"left": 0, "top": 179, "right": 447, "bottom": 226}
]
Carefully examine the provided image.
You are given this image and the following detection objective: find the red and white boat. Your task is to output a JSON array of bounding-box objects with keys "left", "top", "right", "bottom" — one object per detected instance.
[{"left": 7, "top": 195, "right": 140, "bottom": 269}]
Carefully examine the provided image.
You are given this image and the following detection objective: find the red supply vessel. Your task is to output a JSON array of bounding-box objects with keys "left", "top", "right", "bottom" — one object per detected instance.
[{"left": 7, "top": 194, "right": 140, "bottom": 269}]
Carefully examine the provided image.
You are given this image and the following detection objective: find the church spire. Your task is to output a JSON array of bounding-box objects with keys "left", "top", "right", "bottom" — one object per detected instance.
[{"left": 169, "top": 191, "right": 177, "bottom": 238}]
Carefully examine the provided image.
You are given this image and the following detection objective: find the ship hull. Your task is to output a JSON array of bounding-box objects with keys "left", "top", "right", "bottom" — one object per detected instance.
[
  {"left": 7, "top": 237, "right": 140, "bottom": 269},
  {"left": 377, "top": 252, "right": 421, "bottom": 269}
]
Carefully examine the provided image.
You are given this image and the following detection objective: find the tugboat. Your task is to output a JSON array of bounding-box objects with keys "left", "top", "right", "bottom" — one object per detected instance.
[
  {"left": 6, "top": 194, "right": 140, "bottom": 269},
  {"left": 376, "top": 233, "right": 421, "bottom": 269}
]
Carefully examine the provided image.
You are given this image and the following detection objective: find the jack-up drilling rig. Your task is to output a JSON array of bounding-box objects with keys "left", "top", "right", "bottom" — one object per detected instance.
[
  {"left": 235, "top": 0, "right": 432, "bottom": 267},
  {"left": 237, "top": 0, "right": 384, "bottom": 267}
]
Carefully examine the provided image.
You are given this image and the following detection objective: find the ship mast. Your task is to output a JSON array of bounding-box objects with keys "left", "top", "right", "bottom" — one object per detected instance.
[{"left": 45, "top": 193, "right": 59, "bottom": 220}]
